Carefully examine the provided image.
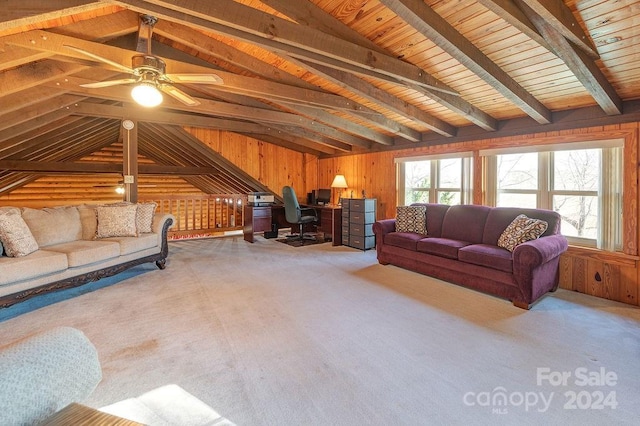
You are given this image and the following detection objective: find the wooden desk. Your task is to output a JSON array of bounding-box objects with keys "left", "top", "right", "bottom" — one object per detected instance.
[
  {"left": 243, "top": 205, "right": 272, "bottom": 243},
  {"left": 316, "top": 205, "right": 342, "bottom": 246},
  {"left": 244, "top": 204, "right": 342, "bottom": 246},
  {"left": 41, "top": 403, "right": 142, "bottom": 425}
]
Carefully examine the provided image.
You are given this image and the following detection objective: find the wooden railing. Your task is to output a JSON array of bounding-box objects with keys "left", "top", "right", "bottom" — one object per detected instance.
[{"left": 140, "top": 194, "right": 246, "bottom": 239}]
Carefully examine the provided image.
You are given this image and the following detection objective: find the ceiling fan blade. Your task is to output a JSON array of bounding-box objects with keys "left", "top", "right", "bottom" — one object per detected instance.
[
  {"left": 64, "top": 44, "right": 133, "bottom": 74},
  {"left": 160, "top": 85, "right": 201, "bottom": 106},
  {"left": 80, "top": 78, "right": 137, "bottom": 88},
  {"left": 166, "top": 73, "right": 224, "bottom": 85}
]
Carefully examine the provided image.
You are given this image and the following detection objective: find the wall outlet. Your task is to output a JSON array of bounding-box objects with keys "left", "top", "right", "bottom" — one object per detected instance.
[{"left": 123, "top": 175, "right": 134, "bottom": 184}]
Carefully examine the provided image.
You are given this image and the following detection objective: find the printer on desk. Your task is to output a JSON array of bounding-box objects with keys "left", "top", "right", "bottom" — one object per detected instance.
[{"left": 248, "top": 192, "right": 275, "bottom": 206}]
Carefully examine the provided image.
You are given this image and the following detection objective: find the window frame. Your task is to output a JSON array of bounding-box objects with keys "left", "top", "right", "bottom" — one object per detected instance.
[
  {"left": 481, "top": 140, "right": 624, "bottom": 250},
  {"left": 396, "top": 152, "right": 473, "bottom": 206}
]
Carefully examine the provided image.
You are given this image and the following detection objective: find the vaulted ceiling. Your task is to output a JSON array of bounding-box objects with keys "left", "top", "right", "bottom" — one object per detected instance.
[{"left": 2, "top": 0, "right": 640, "bottom": 194}]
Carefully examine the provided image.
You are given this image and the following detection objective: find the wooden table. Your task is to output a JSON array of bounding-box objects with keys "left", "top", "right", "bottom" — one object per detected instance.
[{"left": 40, "top": 403, "right": 143, "bottom": 426}]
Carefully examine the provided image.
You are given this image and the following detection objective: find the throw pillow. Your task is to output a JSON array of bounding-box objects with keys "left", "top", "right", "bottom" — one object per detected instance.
[
  {"left": 497, "top": 214, "right": 548, "bottom": 252},
  {"left": 395, "top": 205, "right": 427, "bottom": 235},
  {"left": 77, "top": 205, "right": 99, "bottom": 240},
  {"left": 136, "top": 202, "right": 157, "bottom": 233},
  {"left": 0, "top": 209, "right": 39, "bottom": 257},
  {"left": 95, "top": 204, "right": 139, "bottom": 238}
]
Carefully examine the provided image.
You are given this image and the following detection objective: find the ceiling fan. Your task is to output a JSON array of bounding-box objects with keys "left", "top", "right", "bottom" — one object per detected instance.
[{"left": 64, "top": 15, "right": 223, "bottom": 107}]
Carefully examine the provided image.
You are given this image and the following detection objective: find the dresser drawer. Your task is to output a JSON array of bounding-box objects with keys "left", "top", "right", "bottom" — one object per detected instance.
[
  {"left": 251, "top": 207, "right": 272, "bottom": 218},
  {"left": 349, "top": 211, "right": 375, "bottom": 224},
  {"left": 349, "top": 199, "right": 376, "bottom": 213},
  {"left": 349, "top": 223, "right": 373, "bottom": 236},
  {"left": 349, "top": 235, "right": 375, "bottom": 250}
]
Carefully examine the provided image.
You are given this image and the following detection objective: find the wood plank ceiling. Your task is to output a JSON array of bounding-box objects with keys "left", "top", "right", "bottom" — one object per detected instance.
[{"left": 1, "top": 0, "right": 640, "bottom": 195}]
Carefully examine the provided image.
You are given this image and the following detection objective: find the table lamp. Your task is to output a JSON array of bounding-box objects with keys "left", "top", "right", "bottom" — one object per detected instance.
[{"left": 330, "top": 174, "right": 348, "bottom": 205}]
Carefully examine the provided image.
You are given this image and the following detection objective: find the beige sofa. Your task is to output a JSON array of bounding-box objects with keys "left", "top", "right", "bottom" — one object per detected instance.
[{"left": 0, "top": 203, "right": 174, "bottom": 308}]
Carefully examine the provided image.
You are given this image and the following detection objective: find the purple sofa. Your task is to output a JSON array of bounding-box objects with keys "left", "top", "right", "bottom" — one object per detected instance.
[{"left": 372, "top": 204, "right": 569, "bottom": 309}]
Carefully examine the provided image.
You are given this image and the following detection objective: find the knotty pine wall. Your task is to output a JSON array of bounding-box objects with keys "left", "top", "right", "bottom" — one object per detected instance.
[
  {"left": 183, "top": 127, "right": 318, "bottom": 200},
  {"left": 317, "top": 123, "right": 640, "bottom": 307}
]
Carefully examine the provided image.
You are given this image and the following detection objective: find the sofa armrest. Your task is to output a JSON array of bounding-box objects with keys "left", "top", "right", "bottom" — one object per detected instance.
[
  {"left": 0, "top": 327, "right": 102, "bottom": 425},
  {"left": 513, "top": 234, "right": 569, "bottom": 268},
  {"left": 373, "top": 219, "right": 396, "bottom": 237},
  {"left": 151, "top": 213, "right": 175, "bottom": 234}
]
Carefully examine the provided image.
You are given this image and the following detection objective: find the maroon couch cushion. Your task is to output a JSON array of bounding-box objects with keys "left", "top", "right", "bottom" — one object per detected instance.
[
  {"left": 440, "top": 205, "right": 491, "bottom": 244},
  {"left": 384, "top": 232, "right": 424, "bottom": 251},
  {"left": 458, "top": 244, "right": 513, "bottom": 273},
  {"left": 416, "top": 237, "right": 470, "bottom": 259},
  {"left": 410, "top": 203, "right": 450, "bottom": 238},
  {"left": 482, "top": 207, "right": 561, "bottom": 246}
]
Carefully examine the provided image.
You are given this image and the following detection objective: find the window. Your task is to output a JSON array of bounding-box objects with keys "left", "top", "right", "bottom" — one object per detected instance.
[
  {"left": 396, "top": 153, "right": 473, "bottom": 206},
  {"left": 482, "top": 140, "right": 623, "bottom": 250}
]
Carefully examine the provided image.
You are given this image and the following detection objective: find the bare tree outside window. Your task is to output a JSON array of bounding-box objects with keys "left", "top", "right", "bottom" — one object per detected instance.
[
  {"left": 552, "top": 150, "right": 599, "bottom": 239},
  {"left": 496, "top": 149, "right": 600, "bottom": 240}
]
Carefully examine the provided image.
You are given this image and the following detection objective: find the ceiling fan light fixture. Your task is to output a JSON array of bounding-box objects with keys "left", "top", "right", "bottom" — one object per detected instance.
[{"left": 131, "top": 82, "right": 163, "bottom": 107}]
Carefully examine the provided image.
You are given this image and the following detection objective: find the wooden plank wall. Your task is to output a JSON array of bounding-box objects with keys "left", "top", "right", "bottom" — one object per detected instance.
[
  {"left": 318, "top": 123, "right": 640, "bottom": 307},
  {"left": 184, "top": 127, "right": 317, "bottom": 201}
]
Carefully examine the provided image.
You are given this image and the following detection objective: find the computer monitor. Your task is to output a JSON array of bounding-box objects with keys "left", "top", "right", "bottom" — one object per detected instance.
[{"left": 316, "top": 188, "right": 331, "bottom": 205}]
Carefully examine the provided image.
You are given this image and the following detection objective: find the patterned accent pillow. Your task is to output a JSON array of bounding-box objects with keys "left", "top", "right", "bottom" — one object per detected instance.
[
  {"left": 95, "top": 204, "right": 138, "bottom": 238},
  {"left": 395, "top": 205, "right": 427, "bottom": 235},
  {"left": 497, "top": 214, "right": 548, "bottom": 252},
  {"left": 136, "top": 202, "right": 157, "bottom": 233},
  {"left": 0, "top": 209, "right": 39, "bottom": 257}
]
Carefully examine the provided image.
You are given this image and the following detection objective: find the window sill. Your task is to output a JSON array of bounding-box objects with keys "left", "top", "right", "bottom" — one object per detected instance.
[{"left": 565, "top": 245, "right": 639, "bottom": 267}]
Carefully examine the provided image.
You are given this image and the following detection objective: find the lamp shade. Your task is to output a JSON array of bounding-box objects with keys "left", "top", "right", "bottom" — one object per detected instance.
[
  {"left": 131, "top": 82, "right": 163, "bottom": 107},
  {"left": 330, "top": 174, "right": 348, "bottom": 189}
]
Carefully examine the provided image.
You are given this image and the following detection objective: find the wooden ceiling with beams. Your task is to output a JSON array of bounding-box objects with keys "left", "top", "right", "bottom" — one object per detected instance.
[{"left": 2, "top": 0, "right": 640, "bottom": 194}]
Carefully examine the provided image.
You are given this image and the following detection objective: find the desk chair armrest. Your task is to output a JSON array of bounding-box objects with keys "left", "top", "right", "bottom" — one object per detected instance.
[{"left": 300, "top": 207, "right": 318, "bottom": 218}]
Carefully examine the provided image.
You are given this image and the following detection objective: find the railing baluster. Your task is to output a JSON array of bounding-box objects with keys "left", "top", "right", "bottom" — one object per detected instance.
[{"left": 140, "top": 194, "right": 247, "bottom": 239}]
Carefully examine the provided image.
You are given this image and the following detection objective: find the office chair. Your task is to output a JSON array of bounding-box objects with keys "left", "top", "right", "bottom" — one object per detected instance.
[{"left": 282, "top": 186, "right": 318, "bottom": 241}]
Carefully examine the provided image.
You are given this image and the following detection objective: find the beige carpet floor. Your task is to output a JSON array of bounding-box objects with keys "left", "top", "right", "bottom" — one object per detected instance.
[{"left": 0, "top": 235, "right": 639, "bottom": 425}]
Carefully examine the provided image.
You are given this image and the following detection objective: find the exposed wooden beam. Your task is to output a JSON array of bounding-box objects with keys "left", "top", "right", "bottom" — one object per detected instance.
[
  {"left": 299, "top": 62, "right": 454, "bottom": 137},
  {"left": 189, "top": 88, "right": 356, "bottom": 153},
  {"left": 0, "top": 0, "right": 104, "bottom": 32},
  {"left": 475, "top": 0, "right": 553, "bottom": 53},
  {"left": 3, "top": 30, "right": 384, "bottom": 117},
  {"left": 71, "top": 101, "right": 267, "bottom": 133},
  {"left": 261, "top": 0, "right": 493, "bottom": 133},
  {"left": 0, "top": 109, "right": 83, "bottom": 143},
  {"left": 106, "top": 0, "right": 459, "bottom": 95},
  {"left": 378, "top": 0, "right": 552, "bottom": 125},
  {"left": 0, "top": 159, "right": 221, "bottom": 175},
  {"left": 45, "top": 76, "right": 373, "bottom": 149},
  {"left": 515, "top": 0, "right": 622, "bottom": 115},
  {"left": 242, "top": 133, "right": 332, "bottom": 157},
  {"left": 518, "top": 0, "right": 599, "bottom": 58},
  {"left": 0, "top": 94, "right": 87, "bottom": 132},
  {"left": 143, "top": 123, "right": 276, "bottom": 195},
  {"left": 154, "top": 19, "right": 423, "bottom": 141},
  {"left": 0, "top": 59, "right": 88, "bottom": 97}
]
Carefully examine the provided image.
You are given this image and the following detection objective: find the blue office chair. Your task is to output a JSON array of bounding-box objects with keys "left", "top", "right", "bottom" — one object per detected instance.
[{"left": 282, "top": 186, "right": 317, "bottom": 241}]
